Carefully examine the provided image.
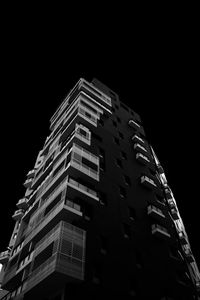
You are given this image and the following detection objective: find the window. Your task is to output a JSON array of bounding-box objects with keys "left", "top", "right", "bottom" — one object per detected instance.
[
  {"left": 85, "top": 111, "right": 92, "bottom": 118},
  {"left": 119, "top": 186, "right": 126, "bottom": 198},
  {"left": 129, "top": 207, "right": 136, "bottom": 220},
  {"left": 92, "top": 131, "right": 102, "bottom": 142},
  {"left": 99, "top": 147, "right": 105, "bottom": 171},
  {"left": 113, "top": 137, "right": 120, "bottom": 145},
  {"left": 115, "top": 104, "right": 119, "bottom": 110},
  {"left": 100, "top": 235, "right": 108, "bottom": 254},
  {"left": 117, "top": 116, "right": 121, "bottom": 123},
  {"left": 135, "top": 249, "right": 143, "bottom": 269},
  {"left": 44, "top": 192, "right": 62, "bottom": 216},
  {"left": 120, "top": 102, "right": 129, "bottom": 112},
  {"left": 112, "top": 120, "right": 117, "bottom": 127},
  {"left": 116, "top": 158, "right": 123, "bottom": 168},
  {"left": 118, "top": 131, "right": 124, "bottom": 139},
  {"left": 109, "top": 90, "right": 117, "bottom": 101},
  {"left": 93, "top": 264, "right": 101, "bottom": 284},
  {"left": 121, "top": 151, "right": 127, "bottom": 160},
  {"left": 99, "top": 119, "right": 104, "bottom": 126},
  {"left": 124, "top": 175, "right": 131, "bottom": 186},
  {"left": 99, "top": 192, "right": 107, "bottom": 206},
  {"left": 32, "top": 243, "right": 54, "bottom": 271},
  {"left": 123, "top": 223, "right": 131, "bottom": 239},
  {"left": 65, "top": 199, "right": 81, "bottom": 213},
  {"left": 83, "top": 203, "right": 93, "bottom": 221}
]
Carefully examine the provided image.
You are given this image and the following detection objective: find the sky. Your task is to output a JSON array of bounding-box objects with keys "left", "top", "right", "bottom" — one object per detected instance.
[{"left": 1, "top": 16, "right": 199, "bottom": 272}]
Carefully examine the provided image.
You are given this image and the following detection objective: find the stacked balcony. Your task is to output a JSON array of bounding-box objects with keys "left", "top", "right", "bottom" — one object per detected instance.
[
  {"left": 179, "top": 232, "right": 187, "bottom": 245},
  {"left": 147, "top": 205, "right": 165, "bottom": 220},
  {"left": 128, "top": 119, "right": 140, "bottom": 130},
  {"left": 0, "top": 250, "right": 10, "bottom": 264},
  {"left": 140, "top": 175, "right": 157, "bottom": 189},
  {"left": 132, "top": 134, "right": 145, "bottom": 144},
  {"left": 12, "top": 209, "right": 24, "bottom": 221},
  {"left": 23, "top": 178, "right": 33, "bottom": 189},
  {"left": 27, "top": 169, "right": 35, "bottom": 179},
  {"left": 16, "top": 198, "right": 28, "bottom": 210},
  {"left": 136, "top": 152, "right": 150, "bottom": 165},
  {"left": 133, "top": 143, "right": 147, "bottom": 154},
  {"left": 184, "top": 250, "right": 195, "bottom": 263},
  {"left": 151, "top": 224, "right": 171, "bottom": 240},
  {"left": 171, "top": 207, "right": 179, "bottom": 220}
]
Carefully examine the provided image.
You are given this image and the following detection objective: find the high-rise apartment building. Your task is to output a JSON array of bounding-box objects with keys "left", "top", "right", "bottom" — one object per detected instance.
[{"left": 0, "top": 78, "right": 199, "bottom": 299}]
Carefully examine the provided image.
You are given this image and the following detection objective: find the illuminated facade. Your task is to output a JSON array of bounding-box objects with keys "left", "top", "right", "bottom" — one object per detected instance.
[{"left": 0, "top": 78, "right": 199, "bottom": 299}]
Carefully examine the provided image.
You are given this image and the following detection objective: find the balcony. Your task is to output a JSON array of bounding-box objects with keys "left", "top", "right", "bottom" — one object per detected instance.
[
  {"left": 171, "top": 208, "right": 179, "bottom": 220},
  {"left": 0, "top": 250, "right": 10, "bottom": 264},
  {"left": 16, "top": 198, "right": 28, "bottom": 210},
  {"left": 151, "top": 224, "right": 171, "bottom": 240},
  {"left": 23, "top": 178, "right": 33, "bottom": 189},
  {"left": 132, "top": 134, "right": 145, "bottom": 144},
  {"left": 147, "top": 205, "right": 165, "bottom": 220},
  {"left": 179, "top": 232, "right": 187, "bottom": 245},
  {"left": 22, "top": 221, "right": 86, "bottom": 297},
  {"left": 128, "top": 119, "right": 140, "bottom": 130},
  {"left": 136, "top": 153, "right": 150, "bottom": 165},
  {"left": 133, "top": 143, "right": 147, "bottom": 154},
  {"left": 167, "top": 198, "right": 176, "bottom": 209},
  {"left": 12, "top": 209, "right": 24, "bottom": 221},
  {"left": 140, "top": 175, "right": 157, "bottom": 189},
  {"left": 27, "top": 169, "right": 35, "bottom": 179},
  {"left": 67, "top": 178, "right": 99, "bottom": 202}
]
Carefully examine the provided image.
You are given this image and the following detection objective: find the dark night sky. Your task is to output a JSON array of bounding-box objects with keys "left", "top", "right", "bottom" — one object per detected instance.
[{"left": 1, "top": 14, "right": 199, "bottom": 271}]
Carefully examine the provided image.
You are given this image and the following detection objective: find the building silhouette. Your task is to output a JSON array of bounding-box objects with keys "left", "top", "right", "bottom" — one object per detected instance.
[{"left": 0, "top": 78, "right": 199, "bottom": 299}]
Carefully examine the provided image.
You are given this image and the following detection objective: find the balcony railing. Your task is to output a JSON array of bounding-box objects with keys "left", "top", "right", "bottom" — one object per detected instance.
[
  {"left": 152, "top": 224, "right": 171, "bottom": 240},
  {"left": 23, "top": 178, "right": 33, "bottom": 189},
  {"left": 134, "top": 143, "right": 147, "bottom": 153},
  {"left": 27, "top": 169, "right": 35, "bottom": 179},
  {"left": 70, "top": 160, "right": 99, "bottom": 181},
  {"left": 147, "top": 205, "right": 165, "bottom": 219},
  {"left": 140, "top": 175, "right": 157, "bottom": 189},
  {"left": 128, "top": 119, "right": 140, "bottom": 130},
  {"left": 0, "top": 250, "right": 10, "bottom": 264},
  {"left": 25, "top": 254, "right": 56, "bottom": 293},
  {"left": 12, "top": 210, "right": 24, "bottom": 221},
  {"left": 136, "top": 153, "right": 150, "bottom": 165},
  {"left": 132, "top": 134, "right": 145, "bottom": 144},
  {"left": 68, "top": 178, "right": 99, "bottom": 201},
  {"left": 16, "top": 198, "right": 28, "bottom": 210}
]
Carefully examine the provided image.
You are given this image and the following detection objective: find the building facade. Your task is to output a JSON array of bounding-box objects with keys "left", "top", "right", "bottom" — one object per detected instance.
[{"left": 0, "top": 78, "right": 199, "bottom": 299}]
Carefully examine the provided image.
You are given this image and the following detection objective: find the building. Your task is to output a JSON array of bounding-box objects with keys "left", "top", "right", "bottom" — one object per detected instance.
[{"left": 0, "top": 78, "right": 199, "bottom": 300}]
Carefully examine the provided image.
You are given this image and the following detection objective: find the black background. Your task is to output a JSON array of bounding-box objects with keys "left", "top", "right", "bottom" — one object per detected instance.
[{"left": 1, "top": 7, "right": 199, "bottom": 271}]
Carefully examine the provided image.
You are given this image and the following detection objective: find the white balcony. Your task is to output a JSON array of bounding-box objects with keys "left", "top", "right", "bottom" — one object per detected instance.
[
  {"left": 134, "top": 143, "right": 147, "bottom": 153},
  {"left": 147, "top": 205, "right": 165, "bottom": 219},
  {"left": 27, "top": 169, "right": 35, "bottom": 179},
  {"left": 16, "top": 198, "right": 28, "bottom": 210},
  {"left": 184, "top": 249, "right": 194, "bottom": 263},
  {"left": 23, "top": 178, "right": 33, "bottom": 189},
  {"left": 12, "top": 209, "right": 24, "bottom": 221},
  {"left": 179, "top": 232, "right": 187, "bottom": 245},
  {"left": 136, "top": 153, "right": 150, "bottom": 165},
  {"left": 0, "top": 250, "right": 10, "bottom": 264},
  {"left": 168, "top": 199, "right": 176, "bottom": 209},
  {"left": 171, "top": 208, "right": 179, "bottom": 220},
  {"left": 140, "top": 175, "right": 157, "bottom": 189},
  {"left": 132, "top": 134, "right": 145, "bottom": 144},
  {"left": 128, "top": 120, "right": 140, "bottom": 130},
  {"left": 152, "top": 224, "right": 171, "bottom": 240}
]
